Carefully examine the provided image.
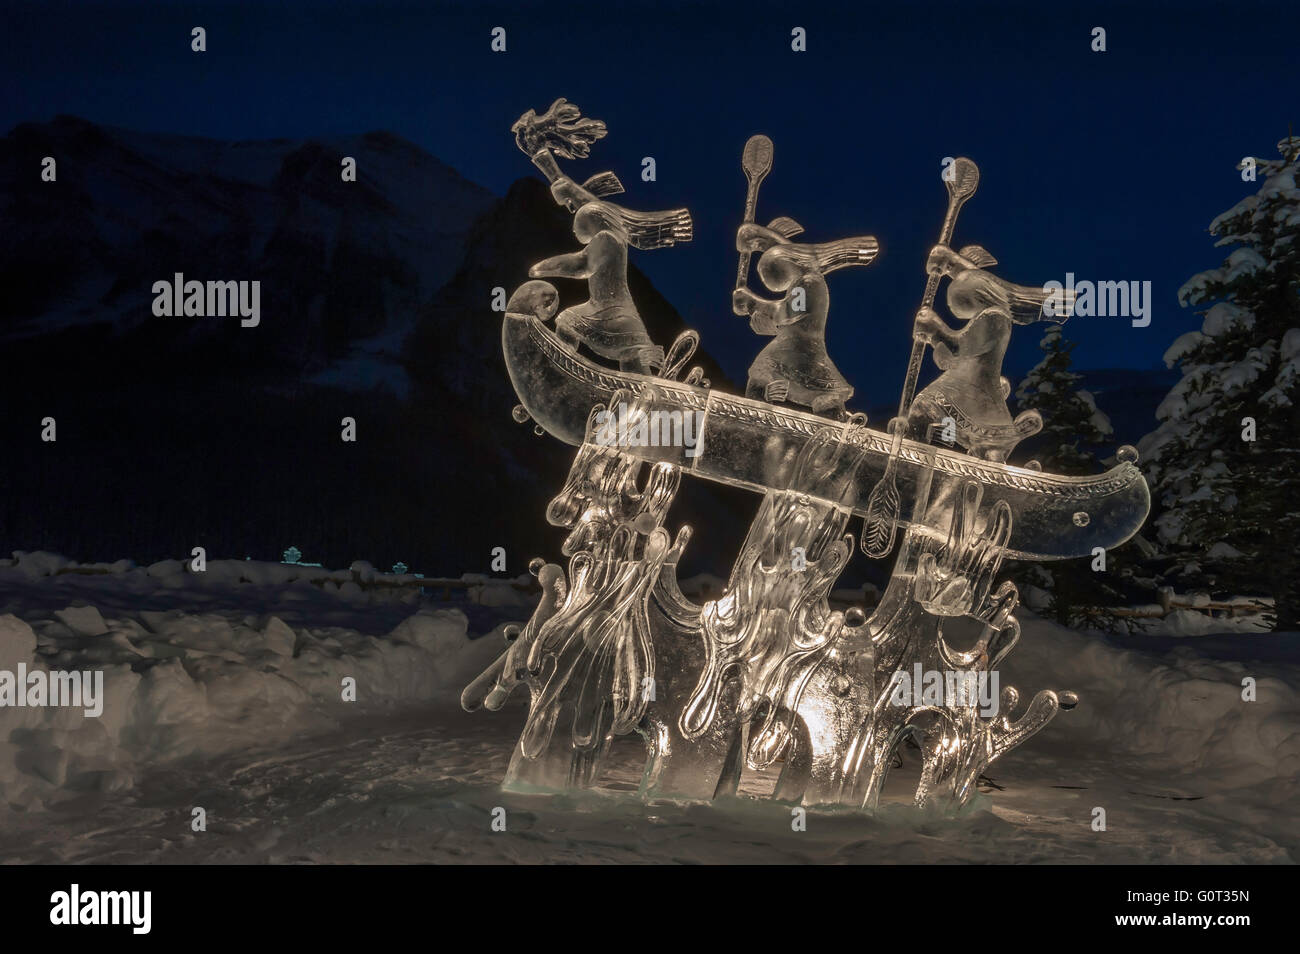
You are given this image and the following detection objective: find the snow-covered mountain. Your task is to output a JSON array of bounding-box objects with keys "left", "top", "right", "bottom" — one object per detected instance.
[
  {"left": 0, "top": 115, "right": 497, "bottom": 391},
  {"left": 0, "top": 117, "right": 745, "bottom": 574}
]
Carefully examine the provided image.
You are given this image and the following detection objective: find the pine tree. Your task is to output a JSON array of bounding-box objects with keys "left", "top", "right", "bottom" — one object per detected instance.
[
  {"left": 1138, "top": 132, "right": 1300, "bottom": 630},
  {"left": 1015, "top": 324, "right": 1113, "bottom": 476},
  {"left": 1012, "top": 325, "right": 1134, "bottom": 630}
]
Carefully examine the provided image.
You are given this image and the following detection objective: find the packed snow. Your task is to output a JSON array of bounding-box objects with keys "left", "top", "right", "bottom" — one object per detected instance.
[
  {"left": 0, "top": 552, "right": 1294, "bottom": 863},
  {"left": 0, "top": 552, "right": 508, "bottom": 812}
]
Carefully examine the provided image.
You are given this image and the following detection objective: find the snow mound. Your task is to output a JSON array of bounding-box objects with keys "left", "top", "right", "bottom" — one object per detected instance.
[
  {"left": 0, "top": 557, "right": 503, "bottom": 811},
  {"left": 2, "top": 553, "right": 1295, "bottom": 860},
  {"left": 1009, "top": 613, "right": 1299, "bottom": 806},
  {"left": 1135, "top": 608, "right": 1270, "bottom": 637}
]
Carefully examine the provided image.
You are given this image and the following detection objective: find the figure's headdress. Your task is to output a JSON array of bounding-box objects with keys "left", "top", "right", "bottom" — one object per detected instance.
[
  {"left": 575, "top": 199, "right": 693, "bottom": 251},
  {"left": 739, "top": 218, "right": 879, "bottom": 278},
  {"left": 510, "top": 99, "right": 692, "bottom": 252},
  {"left": 551, "top": 172, "right": 626, "bottom": 211},
  {"left": 928, "top": 244, "right": 1075, "bottom": 323}
]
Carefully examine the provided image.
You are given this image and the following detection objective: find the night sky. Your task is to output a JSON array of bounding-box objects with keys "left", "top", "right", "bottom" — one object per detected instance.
[{"left": 3, "top": 0, "right": 1295, "bottom": 405}]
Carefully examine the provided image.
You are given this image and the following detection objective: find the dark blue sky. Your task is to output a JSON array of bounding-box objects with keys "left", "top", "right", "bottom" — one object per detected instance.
[{"left": 3, "top": 0, "right": 1295, "bottom": 405}]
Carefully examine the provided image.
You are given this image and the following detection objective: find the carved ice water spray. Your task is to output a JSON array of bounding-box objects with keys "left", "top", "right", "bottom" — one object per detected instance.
[{"left": 464, "top": 100, "right": 1148, "bottom": 814}]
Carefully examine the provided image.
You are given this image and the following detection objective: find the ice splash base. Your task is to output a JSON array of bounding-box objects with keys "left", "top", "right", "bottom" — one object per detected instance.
[{"left": 462, "top": 100, "right": 1149, "bottom": 814}]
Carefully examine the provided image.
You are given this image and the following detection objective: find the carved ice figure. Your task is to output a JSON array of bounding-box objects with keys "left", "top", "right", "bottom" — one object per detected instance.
[
  {"left": 731, "top": 222, "right": 877, "bottom": 419},
  {"left": 529, "top": 195, "right": 690, "bottom": 374},
  {"left": 513, "top": 98, "right": 691, "bottom": 374},
  {"left": 909, "top": 243, "right": 1074, "bottom": 461}
]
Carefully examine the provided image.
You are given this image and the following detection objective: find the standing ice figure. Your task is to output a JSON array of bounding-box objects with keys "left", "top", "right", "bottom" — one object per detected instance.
[
  {"left": 513, "top": 98, "right": 692, "bottom": 374},
  {"left": 908, "top": 243, "right": 1073, "bottom": 461},
  {"left": 731, "top": 220, "right": 878, "bottom": 418}
]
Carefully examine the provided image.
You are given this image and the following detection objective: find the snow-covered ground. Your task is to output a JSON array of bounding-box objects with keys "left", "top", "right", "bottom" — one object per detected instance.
[{"left": 0, "top": 552, "right": 1295, "bottom": 864}]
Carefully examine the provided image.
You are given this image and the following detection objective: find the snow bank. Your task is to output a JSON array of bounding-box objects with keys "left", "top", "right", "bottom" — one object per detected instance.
[
  {"left": 3, "top": 551, "right": 1295, "bottom": 843},
  {"left": 1134, "top": 608, "right": 1271, "bottom": 637},
  {"left": 0, "top": 554, "right": 504, "bottom": 811},
  {"left": 1008, "top": 612, "right": 1299, "bottom": 807}
]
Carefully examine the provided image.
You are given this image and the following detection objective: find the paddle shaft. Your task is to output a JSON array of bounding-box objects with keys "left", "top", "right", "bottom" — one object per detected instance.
[
  {"left": 860, "top": 163, "right": 977, "bottom": 557},
  {"left": 736, "top": 178, "right": 764, "bottom": 289},
  {"left": 895, "top": 198, "right": 963, "bottom": 419}
]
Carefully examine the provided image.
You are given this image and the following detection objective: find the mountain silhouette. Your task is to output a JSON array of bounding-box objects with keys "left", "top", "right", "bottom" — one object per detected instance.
[{"left": 0, "top": 117, "right": 750, "bottom": 575}]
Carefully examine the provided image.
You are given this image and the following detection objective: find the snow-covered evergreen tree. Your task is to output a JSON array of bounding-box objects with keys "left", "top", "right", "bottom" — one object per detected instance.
[
  {"left": 1138, "top": 133, "right": 1300, "bottom": 629},
  {"left": 1011, "top": 325, "right": 1137, "bottom": 630},
  {"left": 1015, "top": 324, "right": 1113, "bottom": 475}
]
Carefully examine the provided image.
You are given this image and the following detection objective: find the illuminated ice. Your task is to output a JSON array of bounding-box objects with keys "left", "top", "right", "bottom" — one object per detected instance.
[{"left": 464, "top": 100, "right": 1151, "bottom": 814}]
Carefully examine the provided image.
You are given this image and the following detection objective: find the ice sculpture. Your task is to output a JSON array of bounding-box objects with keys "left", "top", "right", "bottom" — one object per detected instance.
[
  {"left": 908, "top": 243, "right": 1074, "bottom": 462},
  {"left": 464, "top": 100, "right": 1148, "bottom": 815},
  {"left": 731, "top": 136, "right": 879, "bottom": 417},
  {"left": 680, "top": 420, "right": 867, "bottom": 772},
  {"left": 516, "top": 98, "right": 692, "bottom": 373},
  {"left": 461, "top": 389, "right": 680, "bottom": 790}
]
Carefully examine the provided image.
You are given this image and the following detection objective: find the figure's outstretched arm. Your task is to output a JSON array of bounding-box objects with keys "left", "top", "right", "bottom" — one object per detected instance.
[
  {"left": 916, "top": 307, "right": 1009, "bottom": 360},
  {"left": 530, "top": 248, "right": 592, "bottom": 280}
]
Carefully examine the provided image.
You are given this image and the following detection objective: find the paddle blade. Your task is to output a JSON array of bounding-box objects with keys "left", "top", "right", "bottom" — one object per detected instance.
[
  {"left": 742, "top": 134, "right": 774, "bottom": 179},
  {"left": 946, "top": 157, "right": 980, "bottom": 201},
  {"left": 860, "top": 476, "right": 900, "bottom": 558}
]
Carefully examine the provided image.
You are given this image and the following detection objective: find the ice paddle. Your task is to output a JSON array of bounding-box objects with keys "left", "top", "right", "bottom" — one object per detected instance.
[
  {"left": 860, "top": 158, "right": 980, "bottom": 558},
  {"left": 734, "top": 135, "right": 775, "bottom": 295}
]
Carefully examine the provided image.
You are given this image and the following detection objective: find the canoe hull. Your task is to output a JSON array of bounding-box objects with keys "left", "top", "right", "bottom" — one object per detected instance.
[{"left": 503, "top": 313, "right": 1150, "bottom": 561}]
